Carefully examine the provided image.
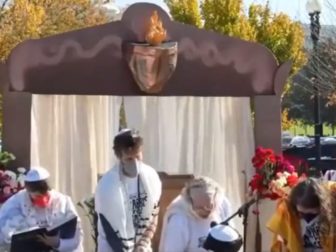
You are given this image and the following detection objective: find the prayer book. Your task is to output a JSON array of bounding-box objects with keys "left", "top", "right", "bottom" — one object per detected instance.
[{"left": 10, "top": 215, "right": 77, "bottom": 252}]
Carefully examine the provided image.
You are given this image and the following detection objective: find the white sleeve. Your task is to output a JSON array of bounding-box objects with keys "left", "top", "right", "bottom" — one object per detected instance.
[
  {"left": 159, "top": 214, "right": 189, "bottom": 252},
  {"left": 56, "top": 196, "right": 83, "bottom": 252},
  {"left": 0, "top": 193, "right": 23, "bottom": 244},
  {"left": 57, "top": 225, "right": 83, "bottom": 252},
  {"left": 222, "top": 197, "right": 232, "bottom": 218},
  {"left": 97, "top": 216, "right": 114, "bottom": 252},
  {"left": 220, "top": 197, "right": 234, "bottom": 227}
]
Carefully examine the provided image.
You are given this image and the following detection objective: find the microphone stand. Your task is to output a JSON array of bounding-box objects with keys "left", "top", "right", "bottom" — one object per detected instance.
[{"left": 220, "top": 197, "right": 257, "bottom": 252}]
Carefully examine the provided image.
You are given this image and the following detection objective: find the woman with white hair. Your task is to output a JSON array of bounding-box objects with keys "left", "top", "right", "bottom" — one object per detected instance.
[
  {"left": 159, "top": 176, "right": 236, "bottom": 252},
  {"left": 0, "top": 166, "right": 83, "bottom": 252}
]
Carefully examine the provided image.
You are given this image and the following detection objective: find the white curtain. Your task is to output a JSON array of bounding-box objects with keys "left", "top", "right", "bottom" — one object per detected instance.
[
  {"left": 30, "top": 95, "right": 255, "bottom": 251},
  {"left": 124, "top": 97, "right": 255, "bottom": 240},
  {"left": 30, "top": 95, "right": 122, "bottom": 251}
]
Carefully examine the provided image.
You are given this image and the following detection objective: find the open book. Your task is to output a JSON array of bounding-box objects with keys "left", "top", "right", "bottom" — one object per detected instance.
[{"left": 10, "top": 215, "right": 77, "bottom": 252}]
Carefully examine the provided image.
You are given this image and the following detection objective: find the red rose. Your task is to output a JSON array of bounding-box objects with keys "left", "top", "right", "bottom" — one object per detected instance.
[
  {"left": 263, "top": 192, "right": 280, "bottom": 200},
  {"left": 256, "top": 147, "right": 267, "bottom": 156},
  {"left": 285, "top": 163, "right": 295, "bottom": 173},
  {"left": 252, "top": 147, "right": 276, "bottom": 169},
  {"left": 252, "top": 156, "right": 265, "bottom": 169},
  {"left": 249, "top": 173, "right": 264, "bottom": 192},
  {"left": 287, "top": 174, "right": 299, "bottom": 187},
  {"left": 275, "top": 155, "right": 284, "bottom": 163}
]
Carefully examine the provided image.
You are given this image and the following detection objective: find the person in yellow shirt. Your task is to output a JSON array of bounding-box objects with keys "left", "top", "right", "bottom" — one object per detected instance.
[{"left": 267, "top": 178, "right": 336, "bottom": 252}]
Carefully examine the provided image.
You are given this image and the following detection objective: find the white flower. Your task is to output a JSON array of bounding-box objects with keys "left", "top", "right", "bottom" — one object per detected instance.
[
  {"left": 274, "top": 177, "right": 287, "bottom": 188},
  {"left": 17, "top": 167, "right": 26, "bottom": 174},
  {"left": 4, "top": 170, "right": 16, "bottom": 180},
  {"left": 17, "top": 174, "right": 25, "bottom": 188},
  {"left": 283, "top": 172, "right": 290, "bottom": 178}
]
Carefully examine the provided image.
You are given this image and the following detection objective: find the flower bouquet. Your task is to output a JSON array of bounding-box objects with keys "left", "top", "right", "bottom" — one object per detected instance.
[
  {"left": 249, "top": 147, "right": 304, "bottom": 200},
  {"left": 0, "top": 151, "right": 26, "bottom": 204},
  {"left": 0, "top": 167, "right": 26, "bottom": 203}
]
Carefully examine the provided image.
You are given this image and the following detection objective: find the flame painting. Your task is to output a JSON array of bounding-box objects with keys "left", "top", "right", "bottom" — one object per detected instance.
[{"left": 145, "top": 11, "right": 167, "bottom": 46}]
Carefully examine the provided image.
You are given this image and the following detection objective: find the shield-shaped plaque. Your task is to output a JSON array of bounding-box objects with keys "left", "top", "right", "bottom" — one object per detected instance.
[{"left": 126, "top": 42, "right": 178, "bottom": 94}]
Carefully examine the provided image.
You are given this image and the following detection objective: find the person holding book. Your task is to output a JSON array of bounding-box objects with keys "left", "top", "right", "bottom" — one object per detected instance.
[
  {"left": 0, "top": 166, "right": 83, "bottom": 252},
  {"left": 95, "top": 129, "right": 162, "bottom": 252}
]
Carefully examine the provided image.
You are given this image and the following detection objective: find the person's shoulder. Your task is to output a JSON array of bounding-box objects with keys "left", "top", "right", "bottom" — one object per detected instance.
[
  {"left": 217, "top": 195, "right": 231, "bottom": 211},
  {"left": 141, "top": 162, "right": 161, "bottom": 180},
  {"left": 141, "top": 162, "right": 156, "bottom": 172},
  {"left": 50, "top": 190, "right": 72, "bottom": 202},
  {"left": 221, "top": 196, "right": 231, "bottom": 206},
  {"left": 5, "top": 189, "right": 26, "bottom": 204},
  {"left": 96, "top": 168, "right": 118, "bottom": 187}
]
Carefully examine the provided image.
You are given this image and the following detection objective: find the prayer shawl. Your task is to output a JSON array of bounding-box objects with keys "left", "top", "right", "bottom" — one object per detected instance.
[
  {"left": 324, "top": 170, "right": 336, "bottom": 181},
  {"left": 95, "top": 162, "right": 161, "bottom": 252},
  {"left": 159, "top": 192, "right": 231, "bottom": 252},
  {"left": 267, "top": 198, "right": 336, "bottom": 252},
  {"left": 0, "top": 189, "right": 83, "bottom": 252}
]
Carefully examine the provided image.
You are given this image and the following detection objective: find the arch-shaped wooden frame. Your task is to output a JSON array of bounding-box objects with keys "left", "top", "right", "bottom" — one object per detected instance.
[{"left": 2, "top": 3, "right": 290, "bottom": 171}]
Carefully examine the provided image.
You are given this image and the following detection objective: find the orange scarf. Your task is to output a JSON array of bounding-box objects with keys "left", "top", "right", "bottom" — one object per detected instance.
[{"left": 267, "top": 199, "right": 335, "bottom": 252}]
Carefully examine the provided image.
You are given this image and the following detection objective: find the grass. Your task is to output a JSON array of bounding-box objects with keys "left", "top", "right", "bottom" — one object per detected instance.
[{"left": 288, "top": 125, "right": 335, "bottom": 136}]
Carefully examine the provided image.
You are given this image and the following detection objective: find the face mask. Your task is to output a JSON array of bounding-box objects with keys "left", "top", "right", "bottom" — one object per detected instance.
[
  {"left": 31, "top": 193, "right": 50, "bottom": 208},
  {"left": 122, "top": 159, "right": 139, "bottom": 178},
  {"left": 300, "top": 212, "right": 319, "bottom": 223}
]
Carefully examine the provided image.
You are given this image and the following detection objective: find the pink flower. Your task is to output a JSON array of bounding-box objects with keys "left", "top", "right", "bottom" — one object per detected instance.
[{"left": 3, "top": 186, "right": 11, "bottom": 195}]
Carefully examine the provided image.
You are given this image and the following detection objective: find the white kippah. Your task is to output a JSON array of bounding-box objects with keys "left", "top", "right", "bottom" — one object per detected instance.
[
  {"left": 25, "top": 167, "right": 50, "bottom": 182},
  {"left": 115, "top": 128, "right": 139, "bottom": 137},
  {"left": 116, "top": 128, "right": 132, "bottom": 136},
  {"left": 209, "top": 225, "right": 240, "bottom": 242}
]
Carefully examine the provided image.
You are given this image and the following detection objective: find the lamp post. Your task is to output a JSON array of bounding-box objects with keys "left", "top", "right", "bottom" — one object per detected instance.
[{"left": 306, "top": 0, "right": 322, "bottom": 170}]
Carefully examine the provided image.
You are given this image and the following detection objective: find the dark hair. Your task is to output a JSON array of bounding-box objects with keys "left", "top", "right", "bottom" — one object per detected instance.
[
  {"left": 25, "top": 180, "right": 50, "bottom": 194},
  {"left": 113, "top": 129, "right": 143, "bottom": 157},
  {"left": 288, "top": 178, "right": 336, "bottom": 236},
  {"left": 288, "top": 178, "right": 320, "bottom": 213}
]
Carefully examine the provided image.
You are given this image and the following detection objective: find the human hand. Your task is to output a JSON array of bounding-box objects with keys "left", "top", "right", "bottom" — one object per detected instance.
[
  {"left": 36, "top": 233, "right": 60, "bottom": 248},
  {"left": 134, "top": 245, "right": 147, "bottom": 252},
  {"left": 134, "top": 238, "right": 150, "bottom": 252}
]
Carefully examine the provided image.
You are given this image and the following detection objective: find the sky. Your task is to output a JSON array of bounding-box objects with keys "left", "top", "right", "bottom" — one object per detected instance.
[{"left": 115, "top": 0, "right": 335, "bottom": 25}]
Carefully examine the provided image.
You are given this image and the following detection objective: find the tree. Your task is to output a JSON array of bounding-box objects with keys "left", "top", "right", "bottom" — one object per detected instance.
[
  {"left": 0, "top": 0, "right": 109, "bottom": 135},
  {"left": 164, "top": 0, "right": 202, "bottom": 28},
  {"left": 282, "top": 108, "right": 295, "bottom": 131},
  {"left": 323, "top": 103, "right": 336, "bottom": 135},
  {"left": 0, "top": 0, "right": 109, "bottom": 62},
  {"left": 165, "top": 0, "right": 307, "bottom": 79},
  {"left": 309, "top": 38, "right": 336, "bottom": 103},
  {"left": 282, "top": 80, "right": 314, "bottom": 126},
  {"left": 283, "top": 36, "right": 336, "bottom": 129}
]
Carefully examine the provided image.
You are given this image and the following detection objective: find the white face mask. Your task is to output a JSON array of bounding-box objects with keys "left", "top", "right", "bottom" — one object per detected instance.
[{"left": 122, "top": 159, "right": 140, "bottom": 178}]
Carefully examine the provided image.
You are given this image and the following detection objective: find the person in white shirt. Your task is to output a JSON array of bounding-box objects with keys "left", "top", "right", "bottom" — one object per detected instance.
[
  {"left": 0, "top": 166, "right": 83, "bottom": 252},
  {"left": 159, "top": 176, "right": 234, "bottom": 252},
  {"left": 95, "top": 129, "right": 162, "bottom": 252}
]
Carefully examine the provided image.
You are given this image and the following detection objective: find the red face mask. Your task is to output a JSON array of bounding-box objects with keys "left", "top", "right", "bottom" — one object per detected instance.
[{"left": 31, "top": 193, "right": 50, "bottom": 208}]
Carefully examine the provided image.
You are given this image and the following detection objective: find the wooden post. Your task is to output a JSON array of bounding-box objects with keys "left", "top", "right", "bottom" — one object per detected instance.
[
  {"left": 253, "top": 95, "right": 282, "bottom": 252},
  {"left": 0, "top": 63, "right": 31, "bottom": 169},
  {"left": 254, "top": 95, "right": 282, "bottom": 152}
]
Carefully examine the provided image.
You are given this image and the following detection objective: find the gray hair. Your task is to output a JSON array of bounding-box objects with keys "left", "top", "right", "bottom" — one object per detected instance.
[{"left": 182, "top": 176, "right": 223, "bottom": 202}]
